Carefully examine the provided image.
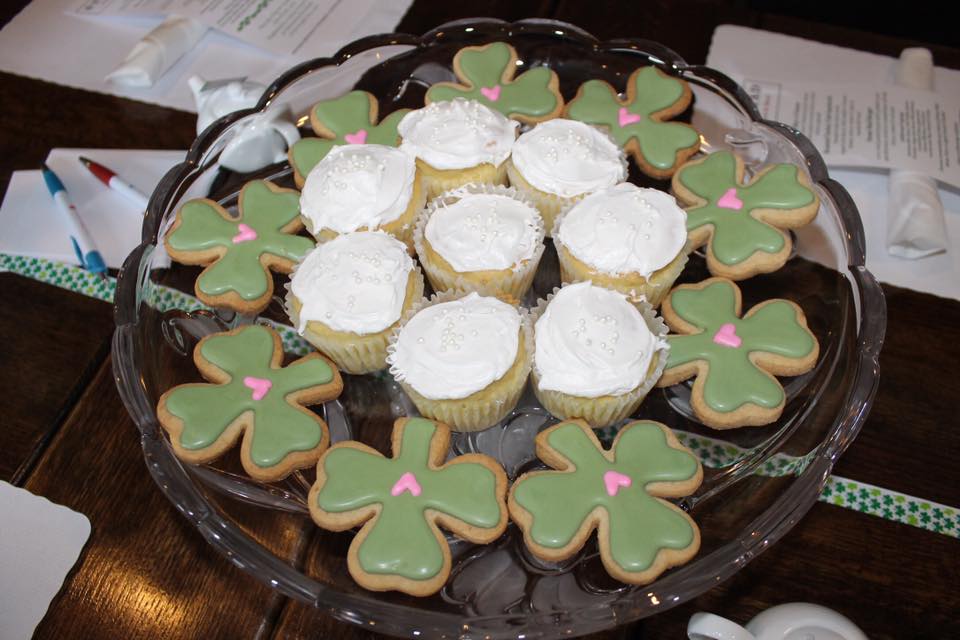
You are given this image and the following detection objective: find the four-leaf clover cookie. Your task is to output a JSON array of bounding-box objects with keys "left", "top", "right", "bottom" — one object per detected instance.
[
  {"left": 565, "top": 67, "right": 700, "bottom": 179},
  {"left": 672, "top": 150, "right": 819, "bottom": 280},
  {"left": 657, "top": 278, "right": 819, "bottom": 429},
  {"left": 164, "top": 180, "right": 314, "bottom": 314},
  {"left": 509, "top": 419, "right": 703, "bottom": 585},
  {"left": 426, "top": 42, "right": 564, "bottom": 123},
  {"left": 288, "top": 90, "right": 410, "bottom": 186},
  {"left": 309, "top": 417, "right": 509, "bottom": 596},
  {"left": 156, "top": 324, "right": 343, "bottom": 482}
]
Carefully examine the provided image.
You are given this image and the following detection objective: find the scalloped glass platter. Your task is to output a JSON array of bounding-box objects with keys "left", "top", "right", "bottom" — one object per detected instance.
[{"left": 111, "top": 18, "right": 886, "bottom": 640}]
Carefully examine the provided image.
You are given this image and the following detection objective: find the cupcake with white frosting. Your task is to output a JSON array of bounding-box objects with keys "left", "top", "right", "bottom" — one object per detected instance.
[
  {"left": 531, "top": 281, "right": 668, "bottom": 428},
  {"left": 554, "top": 183, "right": 690, "bottom": 307},
  {"left": 286, "top": 231, "right": 424, "bottom": 374},
  {"left": 414, "top": 184, "right": 545, "bottom": 299},
  {"left": 505, "top": 118, "right": 627, "bottom": 235},
  {"left": 299, "top": 144, "right": 423, "bottom": 251},
  {"left": 398, "top": 98, "right": 519, "bottom": 200},
  {"left": 387, "top": 291, "right": 532, "bottom": 432}
]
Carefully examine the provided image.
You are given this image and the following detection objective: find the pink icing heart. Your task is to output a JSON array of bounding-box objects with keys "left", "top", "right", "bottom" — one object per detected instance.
[
  {"left": 618, "top": 107, "right": 642, "bottom": 127},
  {"left": 712, "top": 323, "right": 742, "bottom": 348},
  {"left": 243, "top": 376, "right": 272, "bottom": 401},
  {"left": 391, "top": 472, "right": 422, "bottom": 497},
  {"left": 344, "top": 129, "right": 367, "bottom": 144},
  {"left": 480, "top": 85, "right": 501, "bottom": 101},
  {"left": 717, "top": 187, "right": 744, "bottom": 210},
  {"left": 603, "top": 470, "right": 632, "bottom": 497},
  {"left": 232, "top": 223, "right": 257, "bottom": 244}
]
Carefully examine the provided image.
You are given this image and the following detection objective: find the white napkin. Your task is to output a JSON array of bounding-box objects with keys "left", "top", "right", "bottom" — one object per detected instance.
[
  {"left": 105, "top": 14, "right": 207, "bottom": 89},
  {"left": 887, "top": 48, "right": 948, "bottom": 259},
  {"left": 0, "top": 482, "right": 91, "bottom": 640}
]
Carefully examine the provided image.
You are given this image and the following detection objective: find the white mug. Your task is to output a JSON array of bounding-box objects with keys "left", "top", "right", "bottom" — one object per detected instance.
[{"left": 687, "top": 603, "right": 868, "bottom": 640}]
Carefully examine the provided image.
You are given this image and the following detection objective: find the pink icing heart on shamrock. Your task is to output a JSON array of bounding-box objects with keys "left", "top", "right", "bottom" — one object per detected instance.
[
  {"left": 712, "top": 323, "right": 742, "bottom": 348},
  {"left": 344, "top": 129, "right": 368, "bottom": 144},
  {"left": 717, "top": 188, "right": 744, "bottom": 210},
  {"left": 480, "top": 85, "right": 502, "bottom": 101},
  {"left": 391, "top": 471, "right": 422, "bottom": 497},
  {"left": 243, "top": 375, "right": 273, "bottom": 400},
  {"left": 617, "top": 107, "right": 642, "bottom": 127},
  {"left": 232, "top": 223, "right": 258, "bottom": 244},
  {"left": 603, "top": 470, "right": 632, "bottom": 496}
]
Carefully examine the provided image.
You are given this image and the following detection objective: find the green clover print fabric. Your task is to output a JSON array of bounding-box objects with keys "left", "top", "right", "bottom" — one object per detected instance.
[
  {"left": 160, "top": 325, "right": 335, "bottom": 470},
  {"left": 289, "top": 91, "right": 409, "bottom": 180},
  {"left": 312, "top": 418, "right": 506, "bottom": 586},
  {"left": 166, "top": 180, "right": 314, "bottom": 303},
  {"left": 426, "top": 42, "right": 561, "bottom": 120},
  {"left": 664, "top": 279, "right": 817, "bottom": 414},
  {"left": 675, "top": 151, "right": 817, "bottom": 266},
  {"left": 565, "top": 67, "right": 699, "bottom": 172},
  {"left": 511, "top": 421, "right": 700, "bottom": 577}
]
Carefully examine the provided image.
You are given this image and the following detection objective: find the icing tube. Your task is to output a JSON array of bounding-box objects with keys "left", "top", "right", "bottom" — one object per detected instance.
[
  {"left": 887, "top": 48, "right": 948, "bottom": 259},
  {"left": 105, "top": 15, "right": 206, "bottom": 89}
]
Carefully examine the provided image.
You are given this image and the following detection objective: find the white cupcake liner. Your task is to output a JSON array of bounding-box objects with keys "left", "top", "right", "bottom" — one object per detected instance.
[
  {"left": 505, "top": 125, "right": 629, "bottom": 237},
  {"left": 418, "top": 160, "right": 509, "bottom": 202},
  {"left": 527, "top": 283, "right": 670, "bottom": 428},
  {"left": 385, "top": 289, "right": 534, "bottom": 432},
  {"left": 552, "top": 204, "right": 693, "bottom": 307},
  {"left": 284, "top": 249, "right": 426, "bottom": 375},
  {"left": 413, "top": 183, "right": 546, "bottom": 300}
]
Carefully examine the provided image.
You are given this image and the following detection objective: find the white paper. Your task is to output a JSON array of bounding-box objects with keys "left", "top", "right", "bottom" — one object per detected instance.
[
  {"left": 0, "top": 149, "right": 184, "bottom": 269},
  {"left": 702, "top": 25, "right": 960, "bottom": 302},
  {"left": 0, "top": 0, "right": 413, "bottom": 112},
  {"left": 105, "top": 14, "right": 207, "bottom": 88},
  {"left": 0, "top": 481, "right": 91, "bottom": 640},
  {"left": 741, "top": 79, "right": 960, "bottom": 189},
  {"left": 71, "top": 0, "right": 340, "bottom": 57}
]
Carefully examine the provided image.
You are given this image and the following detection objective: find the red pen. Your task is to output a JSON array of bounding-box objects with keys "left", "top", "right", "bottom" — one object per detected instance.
[{"left": 78, "top": 155, "right": 150, "bottom": 211}]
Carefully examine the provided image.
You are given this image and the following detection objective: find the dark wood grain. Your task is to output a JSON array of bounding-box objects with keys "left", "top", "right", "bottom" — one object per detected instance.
[
  {"left": 2, "top": 0, "right": 959, "bottom": 639},
  {"left": 25, "top": 360, "right": 313, "bottom": 640},
  {"left": 0, "top": 274, "right": 113, "bottom": 483}
]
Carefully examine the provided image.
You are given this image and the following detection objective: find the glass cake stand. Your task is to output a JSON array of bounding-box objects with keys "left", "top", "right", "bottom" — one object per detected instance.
[{"left": 112, "top": 18, "right": 886, "bottom": 639}]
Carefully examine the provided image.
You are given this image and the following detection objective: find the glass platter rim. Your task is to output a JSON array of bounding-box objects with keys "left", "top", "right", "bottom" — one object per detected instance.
[{"left": 111, "top": 17, "right": 887, "bottom": 638}]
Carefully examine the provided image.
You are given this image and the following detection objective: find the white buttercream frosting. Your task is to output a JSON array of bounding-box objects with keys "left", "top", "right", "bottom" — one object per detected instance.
[
  {"left": 534, "top": 281, "right": 659, "bottom": 397},
  {"left": 398, "top": 98, "right": 518, "bottom": 170},
  {"left": 556, "top": 183, "right": 687, "bottom": 277},
  {"left": 290, "top": 231, "right": 414, "bottom": 335},
  {"left": 388, "top": 293, "right": 521, "bottom": 400},
  {"left": 424, "top": 192, "right": 543, "bottom": 272},
  {"left": 299, "top": 144, "right": 415, "bottom": 234},
  {"left": 510, "top": 119, "right": 626, "bottom": 198}
]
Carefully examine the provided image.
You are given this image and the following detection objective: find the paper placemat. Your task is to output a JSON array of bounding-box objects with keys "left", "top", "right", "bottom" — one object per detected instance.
[
  {"left": 0, "top": 0, "right": 413, "bottom": 112},
  {"left": 0, "top": 481, "right": 92, "bottom": 640},
  {"left": 700, "top": 25, "right": 960, "bottom": 301}
]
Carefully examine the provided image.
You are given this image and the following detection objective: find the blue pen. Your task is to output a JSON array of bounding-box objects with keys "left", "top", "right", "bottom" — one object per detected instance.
[{"left": 41, "top": 163, "right": 107, "bottom": 276}]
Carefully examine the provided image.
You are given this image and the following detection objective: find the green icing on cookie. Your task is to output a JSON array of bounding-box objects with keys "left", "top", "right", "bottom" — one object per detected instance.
[
  {"left": 166, "top": 180, "right": 314, "bottom": 301},
  {"left": 566, "top": 67, "right": 699, "bottom": 171},
  {"left": 512, "top": 421, "right": 699, "bottom": 574},
  {"left": 676, "top": 151, "right": 816, "bottom": 265},
  {"left": 315, "top": 418, "right": 503, "bottom": 581},
  {"left": 289, "top": 91, "right": 409, "bottom": 179},
  {"left": 427, "top": 42, "right": 560, "bottom": 119},
  {"left": 666, "top": 279, "right": 816, "bottom": 413},
  {"left": 163, "top": 325, "right": 334, "bottom": 468}
]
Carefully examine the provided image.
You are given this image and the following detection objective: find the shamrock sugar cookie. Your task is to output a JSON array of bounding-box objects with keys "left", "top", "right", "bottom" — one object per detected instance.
[
  {"left": 426, "top": 42, "right": 564, "bottom": 123},
  {"left": 657, "top": 278, "right": 819, "bottom": 429},
  {"left": 288, "top": 91, "right": 410, "bottom": 186},
  {"left": 309, "top": 417, "right": 508, "bottom": 596},
  {"left": 157, "top": 325, "right": 343, "bottom": 482},
  {"left": 165, "top": 180, "right": 314, "bottom": 314},
  {"left": 565, "top": 67, "right": 700, "bottom": 179},
  {"left": 509, "top": 419, "right": 703, "bottom": 586},
  {"left": 672, "top": 150, "right": 819, "bottom": 280}
]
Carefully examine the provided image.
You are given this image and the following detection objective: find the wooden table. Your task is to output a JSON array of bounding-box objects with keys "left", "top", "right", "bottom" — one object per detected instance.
[{"left": 2, "top": 2, "right": 958, "bottom": 638}]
